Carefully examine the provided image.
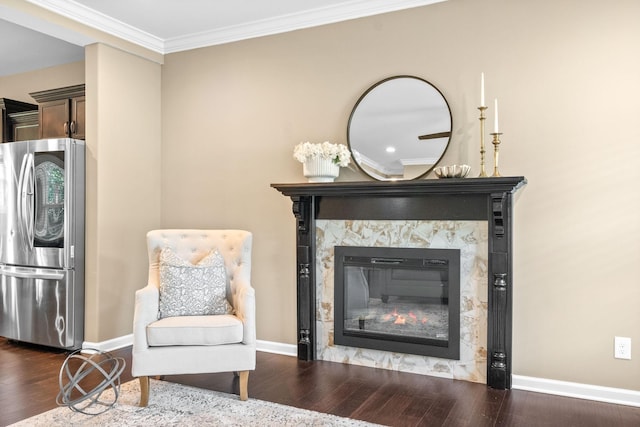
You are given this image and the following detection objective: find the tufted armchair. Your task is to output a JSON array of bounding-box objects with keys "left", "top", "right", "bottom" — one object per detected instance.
[{"left": 132, "top": 229, "right": 255, "bottom": 406}]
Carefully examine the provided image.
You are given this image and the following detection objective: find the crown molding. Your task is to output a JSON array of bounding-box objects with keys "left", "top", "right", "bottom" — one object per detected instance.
[
  {"left": 25, "top": 0, "right": 164, "bottom": 52},
  {"left": 0, "top": 2, "right": 95, "bottom": 47},
  {"left": 26, "top": 0, "right": 445, "bottom": 54},
  {"left": 164, "top": 0, "right": 447, "bottom": 53}
]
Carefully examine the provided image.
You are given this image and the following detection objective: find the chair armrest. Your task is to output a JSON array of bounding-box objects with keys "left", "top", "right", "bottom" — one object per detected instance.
[
  {"left": 132, "top": 284, "right": 159, "bottom": 350},
  {"left": 232, "top": 278, "right": 256, "bottom": 345},
  {"left": 242, "top": 285, "right": 256, "bottom": 345}
]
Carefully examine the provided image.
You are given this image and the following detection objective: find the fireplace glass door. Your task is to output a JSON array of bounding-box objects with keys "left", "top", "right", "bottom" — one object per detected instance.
[{"left": 334, "top": 246, "right": 460, "bottom": 359}]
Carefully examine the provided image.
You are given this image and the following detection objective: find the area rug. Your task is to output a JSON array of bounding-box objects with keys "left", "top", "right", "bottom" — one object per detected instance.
[{"left": 11, "top": 379, "right": 381, "bottom": 426}]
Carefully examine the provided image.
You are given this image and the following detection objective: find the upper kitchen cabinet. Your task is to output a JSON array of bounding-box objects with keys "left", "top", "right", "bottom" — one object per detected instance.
[
  {"left": 0, "top": 98, "right": 38, "bottom": 142},
  {"left": 30, "top": 84, "right": 85, "bottom": 140},
  {"left": 8, "top": 110, "right": 39, "bottom": 141}
]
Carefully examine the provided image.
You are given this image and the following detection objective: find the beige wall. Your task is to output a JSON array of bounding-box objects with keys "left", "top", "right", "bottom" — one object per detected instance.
[
  {"left": 161, "top": 0, "right": 640, "bottom": 391},
  {"left": 84, "top": 43, "right": 162, "bottom": 342},
  {"left": 2, "top": 0, "right": 638, "bottom": 393},
  {"left": 0, "top": 61, "right": 84, "bottom": 103}
]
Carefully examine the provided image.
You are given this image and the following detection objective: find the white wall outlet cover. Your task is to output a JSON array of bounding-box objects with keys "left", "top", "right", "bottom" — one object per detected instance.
[{"left": 614, "top": 336, "right": 632, "bottom": 360}]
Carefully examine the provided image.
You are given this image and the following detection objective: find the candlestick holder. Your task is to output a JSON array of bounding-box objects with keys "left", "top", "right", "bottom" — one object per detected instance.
[
  {"left": 477, "top": 106, "right": 488, "bottom": 177},
  {"left": 490, "top": 132, "right": 503, "bottom": 177}
]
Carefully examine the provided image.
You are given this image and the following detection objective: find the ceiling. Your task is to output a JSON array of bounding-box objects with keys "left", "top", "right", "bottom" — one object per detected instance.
[{"left": 0, "top": 0, "right": 444, "bottom": 77}]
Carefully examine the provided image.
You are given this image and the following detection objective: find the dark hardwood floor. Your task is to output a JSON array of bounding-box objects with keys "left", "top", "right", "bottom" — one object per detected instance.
[{"left": 1, "top": 337, "right": 639, "bottom": 426}]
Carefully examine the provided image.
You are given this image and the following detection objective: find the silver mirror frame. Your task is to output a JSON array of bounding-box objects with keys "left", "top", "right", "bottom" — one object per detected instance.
[{"left": 347, "top": 76, "right": 453, "bottom": 181}]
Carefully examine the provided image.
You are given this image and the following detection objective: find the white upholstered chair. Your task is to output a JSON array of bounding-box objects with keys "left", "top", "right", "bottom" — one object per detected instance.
[{"left": 132, "top": 229, "right": 256, "bottom": 406}]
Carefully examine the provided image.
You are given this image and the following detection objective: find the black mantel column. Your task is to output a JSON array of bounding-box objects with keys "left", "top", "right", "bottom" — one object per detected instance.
[
  {"left": 272, "top": 177, "right": 527, "bottom": 390},
  {"left": 488, "top": 191, "right": 514, "bottom": 389},
  {"left": 291, "top": 195, "right": 316, "bottom": 360}
]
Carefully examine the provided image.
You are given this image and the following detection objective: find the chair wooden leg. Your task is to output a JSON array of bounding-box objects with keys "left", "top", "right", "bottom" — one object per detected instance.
[
  {"left": 139, "top": 376, "right": 150, "bottom": 407},
  {"left": 238, "top": 371, "right": 249, "bottom": 401}
]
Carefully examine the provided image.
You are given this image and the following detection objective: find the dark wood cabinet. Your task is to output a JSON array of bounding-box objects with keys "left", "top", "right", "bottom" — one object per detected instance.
[
  {"left": 30, "top": 84, "right": 85, "bottom": 139},
  {"left": 8, "top": 110, "right": 39, "bottom": 141},
  {"left": 71, "top": 95, "right": 85, "bottom": 139},
  {"left": 0, "top": 98, "right": 38, "bottom": 142}
]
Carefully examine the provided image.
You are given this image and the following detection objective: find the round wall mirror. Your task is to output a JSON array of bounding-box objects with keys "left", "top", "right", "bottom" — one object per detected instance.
[{"left": 347, "top": 76, "right": 452, "bottom": 181}]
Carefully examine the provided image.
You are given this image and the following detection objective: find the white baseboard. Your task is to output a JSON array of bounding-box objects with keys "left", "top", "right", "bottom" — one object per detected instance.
[
  {"left": 83, "top": 334, "right": 133, "bottom": 352},
  {"left": 256, "top": 339, "right": 297, "bottom": 356},
  {"left": 82, "top": 336, "right": 298, "bottom": 356},
  {"left": 81, "top": 336, "right": 639, "bottom": 407},
  {"left": 512, "top": 375, "right": 640, "bottom": 408}
]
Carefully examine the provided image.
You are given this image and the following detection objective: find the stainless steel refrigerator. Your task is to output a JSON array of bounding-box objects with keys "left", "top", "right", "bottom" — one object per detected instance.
[{"left": 0, "top": 138, "right": 85, "bottom": 350}]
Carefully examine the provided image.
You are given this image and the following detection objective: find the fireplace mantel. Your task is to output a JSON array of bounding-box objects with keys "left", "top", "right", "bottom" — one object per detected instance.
[{"left": 272, "top": 176, "right": 526, "bottom": 389}]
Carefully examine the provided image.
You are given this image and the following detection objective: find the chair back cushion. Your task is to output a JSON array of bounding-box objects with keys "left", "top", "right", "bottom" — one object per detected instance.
[{"left": 147, "top": 229, "right": 252, "bottom": 302}]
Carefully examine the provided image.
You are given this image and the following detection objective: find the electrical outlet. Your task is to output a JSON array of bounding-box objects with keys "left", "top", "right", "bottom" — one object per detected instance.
[{"left": 614, "top": 336, "right": 631, "bottom": 360}]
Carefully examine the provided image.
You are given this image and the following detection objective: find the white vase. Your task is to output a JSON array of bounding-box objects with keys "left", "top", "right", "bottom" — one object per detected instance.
[{"left": 303, "top": 156, "right": 340, "bottom": 182}]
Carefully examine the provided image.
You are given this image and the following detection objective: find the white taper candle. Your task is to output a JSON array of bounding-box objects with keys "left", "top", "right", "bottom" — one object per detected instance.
[{"left": 481, "top": 73, "right": 485, "bottom": 107}]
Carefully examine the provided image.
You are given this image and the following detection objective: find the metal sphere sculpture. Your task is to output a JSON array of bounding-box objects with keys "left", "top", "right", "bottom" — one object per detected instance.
[{"left": 56, "top": 349, "right": 126, "bottom": 415}]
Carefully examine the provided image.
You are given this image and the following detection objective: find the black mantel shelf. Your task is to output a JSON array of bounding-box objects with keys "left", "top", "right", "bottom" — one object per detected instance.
[
  {"left": 271, "top": 176, "right": 526, "bottom": 197},
  {"left": 272, "top": 176, "right": 527, "bottom": 390}
]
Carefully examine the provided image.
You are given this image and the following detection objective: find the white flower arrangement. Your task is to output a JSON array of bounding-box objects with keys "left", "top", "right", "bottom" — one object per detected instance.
[{"left": 293, "top": 141, "right": 351, "bottom": 167}]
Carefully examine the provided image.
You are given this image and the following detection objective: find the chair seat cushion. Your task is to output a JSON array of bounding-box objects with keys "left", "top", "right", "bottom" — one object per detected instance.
[{"left": 146, "top": 314, "right": 243, "bottom": 346}]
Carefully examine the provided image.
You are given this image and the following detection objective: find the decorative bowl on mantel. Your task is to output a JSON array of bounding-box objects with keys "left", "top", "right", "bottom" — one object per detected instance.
[{"left": 434, "top": 164, "right": 471, "bottom": 179}]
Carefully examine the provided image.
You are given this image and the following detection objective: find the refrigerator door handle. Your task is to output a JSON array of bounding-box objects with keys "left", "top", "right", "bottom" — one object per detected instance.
[
  {"left": 0, "top": 265, "right": 65, "bottom": 280},
  {"left": 17, "top": 152, "right": 35, "bottom": 251}
]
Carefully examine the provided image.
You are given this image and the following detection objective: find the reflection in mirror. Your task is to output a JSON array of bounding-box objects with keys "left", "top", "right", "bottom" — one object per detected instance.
[{"left": 347, "top": 76, "right": 452, "bottom": 181}]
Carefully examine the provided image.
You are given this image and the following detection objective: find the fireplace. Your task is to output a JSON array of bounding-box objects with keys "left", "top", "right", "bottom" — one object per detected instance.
[
  {"left": 334, "top": 246, "right": 461, "bottom": 359},
  {"left": 272, "top": 177, "right": 526, "bottom": 389},
  {"left": 316, "top": 219, "right": 486, "bottom": 382}
]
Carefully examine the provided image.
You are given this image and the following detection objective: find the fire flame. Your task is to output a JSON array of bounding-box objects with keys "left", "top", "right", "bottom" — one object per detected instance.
[{"left": 382, "top": 308, "right": 429, "bottom": 326}]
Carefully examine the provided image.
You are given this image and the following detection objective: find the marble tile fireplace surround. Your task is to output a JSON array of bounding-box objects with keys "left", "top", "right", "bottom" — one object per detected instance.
[{"left": 272, "top": 177, "right": 526, "bottom": 389}]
